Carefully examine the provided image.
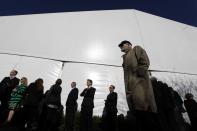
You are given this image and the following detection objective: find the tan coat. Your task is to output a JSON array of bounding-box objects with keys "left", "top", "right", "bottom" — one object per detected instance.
[{"left": 122, "top": 46, "right": 157, "bottom": 113}]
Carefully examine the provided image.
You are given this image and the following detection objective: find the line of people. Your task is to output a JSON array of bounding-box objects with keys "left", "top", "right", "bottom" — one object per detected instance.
[
  {"left": 0, "top": 40, "right": 197, "bottom": 131},
  {"left": 0, "top": 71, "right": 196, "bottom": 131},
  {"left": 0, "top": 70, "right": 119, "bottom": 131}
]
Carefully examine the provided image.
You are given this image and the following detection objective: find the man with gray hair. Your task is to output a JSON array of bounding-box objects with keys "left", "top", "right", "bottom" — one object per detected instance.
[{"left": 65, "top": 82, "right": 79, "bottom": 131}]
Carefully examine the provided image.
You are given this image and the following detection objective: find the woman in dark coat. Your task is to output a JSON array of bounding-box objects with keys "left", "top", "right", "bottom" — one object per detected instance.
[
  {"left": 20, "top": 78, "right": 44, "bottom": 130},
  {"left": 43, "top": 79, "right": 63, "bottom": 131}
]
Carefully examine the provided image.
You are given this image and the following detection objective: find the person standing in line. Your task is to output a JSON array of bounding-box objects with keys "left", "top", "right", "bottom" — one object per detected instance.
[
  {"left": 65, "top": 82, "right": 79, "bottom": 131},
  {"left": 0, "top": 70, "right": 20, "bottom": 124},
  {"left": 102, "top": 85, "right": 118, "bottom": 131},
  {"left": 20, "top": 78, "right": 44, "bottom": 130},
  {"left": 80, "top": 79, "right": 96, "bottom": 131},
  {"left": 44, "top": 79, "right": 63, "bottom": 131},
  {"left": 118, "top": 40, "right": 157, "bottom": 131},
  {"left": 6, "top": 77, "right": 28, "bottom": 124}
]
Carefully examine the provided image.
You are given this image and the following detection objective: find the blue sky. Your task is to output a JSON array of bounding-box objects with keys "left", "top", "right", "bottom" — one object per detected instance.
[{"left": 0, "top": 0, "right": 197, "bottom": 27}]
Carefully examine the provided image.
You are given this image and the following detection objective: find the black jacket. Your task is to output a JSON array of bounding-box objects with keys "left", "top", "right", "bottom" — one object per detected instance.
[
  {"left": 46, "top": 84, "right": 62, "bottom": 107},
  {"left": 105, "top": 92, "right": 118, "bottom": 113},
  {"left": 66, "top": 87, "right": 78, "bottom": 107},
  {"left": 0, "top": 77, "right": 19, "bottom": 102},
  {"left": 184, "top": 99, "right": 197, "bottom": 119},
  {"left": 80, "top": 87, "right": 96, "bottom": 109},
  {"left": 23, "top": 83, "right": 44, "bottom": 107}
]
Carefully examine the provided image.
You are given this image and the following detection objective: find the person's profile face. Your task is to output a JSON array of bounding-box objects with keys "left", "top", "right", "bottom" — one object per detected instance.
[
  {"left": 71, "top": 82, "right": 76, "bottom": 88},
  {"left": 21, "top": 77, "right": 28, "bottom": 86},
  {"left": 87, "top": 80, "right": 91, "bottom": 87},
  {"left": 10, "top": 70, "right": 17, "bottom": 77},
  {"left": 109, "top": 86, "right": 114, "bottom": 92},
  {"left": 120, "top": 43, "right": 130, "bottom": 53}
]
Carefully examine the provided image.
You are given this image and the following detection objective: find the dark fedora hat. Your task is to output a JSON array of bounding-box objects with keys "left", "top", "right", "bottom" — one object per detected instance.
[{"left": 118, "top": 40, "right": 132, "bottom": 47}]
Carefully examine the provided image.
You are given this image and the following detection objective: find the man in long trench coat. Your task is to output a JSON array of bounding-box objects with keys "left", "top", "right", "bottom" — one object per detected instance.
[{"left": 119, "top": 40, "right": 158, "bottom": 131}]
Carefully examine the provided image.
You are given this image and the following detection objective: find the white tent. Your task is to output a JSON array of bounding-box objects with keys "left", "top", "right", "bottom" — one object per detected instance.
[{"left": 0, "top": 9, "right": 197, "bottom": 116}]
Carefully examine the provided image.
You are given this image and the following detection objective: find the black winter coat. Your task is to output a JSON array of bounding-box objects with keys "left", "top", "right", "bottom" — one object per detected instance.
[
  {"left": 23, "top": 83, "right": 44, "bottom": 107},
  {"left": 105, "top": 92, "right": 118, "bottom": 113},
  {"left": 66, "top": 87, "right": 78, "bottom": 107},
  {"left": 80, "top": 87, "right": 96, "bottom": 109}
]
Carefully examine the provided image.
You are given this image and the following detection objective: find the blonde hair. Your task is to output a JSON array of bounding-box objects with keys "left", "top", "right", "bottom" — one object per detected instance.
[{"left": 20, "top": 77, "right": 28, "bottom": 86}]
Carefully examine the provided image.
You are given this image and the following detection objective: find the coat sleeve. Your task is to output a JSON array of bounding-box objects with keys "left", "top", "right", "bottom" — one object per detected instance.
[
  {"left": 0, "top": 77, "right": 6, "bottom": 86},
  {"left": 134, "top": 46, "right": 150, "bottom": 70},
  {"left": 0, "top": 78, "right": 7, "bottom": 96},
  {"left": 88, "top": 88, "right": 96, "bottom": 98},
  {"left": 80, "top": 88, "right": 87, "bottom": 96},
  {"left": 15, "top": 78, "right": 20, "bottom": 86},
  {"left": 72, "top": 88, "right": 79, "bottom": 101}
]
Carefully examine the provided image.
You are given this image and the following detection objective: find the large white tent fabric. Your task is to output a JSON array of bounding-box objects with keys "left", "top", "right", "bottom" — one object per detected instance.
[{"left": 0, "top": 9, "right": 197, "bottom": 116}]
